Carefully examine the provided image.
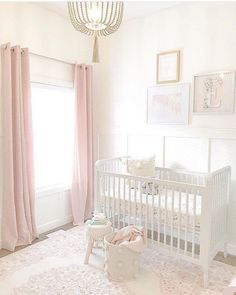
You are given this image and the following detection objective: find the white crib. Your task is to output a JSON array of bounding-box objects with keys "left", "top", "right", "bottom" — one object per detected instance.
[{"left": 94, "top": 157, "right": 231, "bottom": 287}]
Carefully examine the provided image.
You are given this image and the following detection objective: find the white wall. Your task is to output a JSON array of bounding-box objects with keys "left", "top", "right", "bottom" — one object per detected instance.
[
  {"left": 0, "top": 2, "right": 92, "bottom": 244},
  {"left": 94, "top": 2, "right": 236, "bottom": 253},
  {"left": 35, "top": 187, "right": 72, "bottom": 235}
]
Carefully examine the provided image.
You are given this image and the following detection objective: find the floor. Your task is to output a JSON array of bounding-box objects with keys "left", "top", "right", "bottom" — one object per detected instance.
[
  {"left": 1, "top": 225, "right": 235, "bottom": 295},
  {"left": 0, "top": 226, "right": 129, "bottom": 295},
  {"left": 0, "top": 223, "right": 236, "bottom": 268},
  {"left": 0, "top": 223, "right": 74, "bottom": 258}
]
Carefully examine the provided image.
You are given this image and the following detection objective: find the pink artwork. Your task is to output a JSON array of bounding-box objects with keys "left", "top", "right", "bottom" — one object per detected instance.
[
  {"left": 193, "top": 71, "right": 235, "bottom": 114},
  {"left": 147, "top": 84, "right": 190, "bottom": 124}
]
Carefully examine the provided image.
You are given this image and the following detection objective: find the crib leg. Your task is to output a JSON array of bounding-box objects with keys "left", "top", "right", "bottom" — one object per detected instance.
[
  {"left": 203, "top": 268, "right": 209, "bottom": 288},
  {"left": 224, "top": 242, "right": 228, "bottom": 258}
]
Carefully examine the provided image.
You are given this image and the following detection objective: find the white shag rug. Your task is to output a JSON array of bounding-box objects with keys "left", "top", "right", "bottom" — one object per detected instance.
[{"left": 0, "top": 226, "right": 235, "bottom": 295}]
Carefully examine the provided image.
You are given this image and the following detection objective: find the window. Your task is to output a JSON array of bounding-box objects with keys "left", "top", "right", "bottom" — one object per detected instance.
[{"left": 31, "top": 83, "right": 74, "bottom": 189}]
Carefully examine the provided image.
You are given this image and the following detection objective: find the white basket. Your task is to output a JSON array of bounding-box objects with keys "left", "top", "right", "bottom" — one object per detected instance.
[{"left": 104, "top": 233, "right": 141, "bottom": 281}]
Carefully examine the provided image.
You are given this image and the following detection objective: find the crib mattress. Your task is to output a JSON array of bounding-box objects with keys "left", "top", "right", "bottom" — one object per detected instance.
[{"left": 101, "top": 184, "right": 202, "bottom": 231}]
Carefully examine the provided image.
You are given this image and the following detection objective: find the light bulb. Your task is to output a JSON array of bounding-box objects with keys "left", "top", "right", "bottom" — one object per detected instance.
[{"left": 90, "top": 3, "right": 100, "bottom": 22}]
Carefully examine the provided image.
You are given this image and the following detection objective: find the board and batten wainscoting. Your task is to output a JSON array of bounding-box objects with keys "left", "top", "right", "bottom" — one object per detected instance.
[{"left": 35, "top": 186, "right": 72, "bottom": 235}]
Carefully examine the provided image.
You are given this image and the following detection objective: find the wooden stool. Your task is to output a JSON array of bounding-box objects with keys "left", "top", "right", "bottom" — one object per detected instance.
[{"left": 84, "top": 221, "right": 112, "bottom": 264}]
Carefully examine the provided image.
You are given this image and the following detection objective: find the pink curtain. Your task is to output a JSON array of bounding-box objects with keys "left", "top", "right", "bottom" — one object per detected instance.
[
  {"left": 1, "top": 43, "right": 38, "bottom": 251},
  {"left": 71, "top": 64, "right": 93, "bottom": 225}
]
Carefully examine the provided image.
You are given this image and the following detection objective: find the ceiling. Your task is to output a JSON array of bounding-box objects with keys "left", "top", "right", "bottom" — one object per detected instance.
[{"left": 35, "top": 1, "right": 178, "bottom": 22}]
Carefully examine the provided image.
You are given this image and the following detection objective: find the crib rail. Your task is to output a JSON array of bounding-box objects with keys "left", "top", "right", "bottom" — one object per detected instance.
[
  {"left": 95, "top": 157, "right": 127, "bottom": 173},
  {"left": 157, "top": 167, "right": 207, "bottom": 186},
  {"left": 95, "top": 157, "right": 207, "bottom": 185}
]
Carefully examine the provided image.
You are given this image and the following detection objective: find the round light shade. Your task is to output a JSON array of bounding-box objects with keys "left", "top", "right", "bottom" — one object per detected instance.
[{"left": 68, "top": 2, "right": 124, "bottom": 37}]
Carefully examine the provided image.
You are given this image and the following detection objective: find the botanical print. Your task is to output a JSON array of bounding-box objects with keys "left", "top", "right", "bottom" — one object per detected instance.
[
  {"left": 194, "top": 71, "right": 235, "bottom": 113},
  {"left": 203, "top": 76, "right": 223, "bottom": 109},
  {"left": 147, "top": 84, "right": 189, "bottom": 124}
]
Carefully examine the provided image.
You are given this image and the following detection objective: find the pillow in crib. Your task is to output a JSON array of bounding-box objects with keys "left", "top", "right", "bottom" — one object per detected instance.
[{"left": 127, "top": 156, "right": 156, "bottom": 177}]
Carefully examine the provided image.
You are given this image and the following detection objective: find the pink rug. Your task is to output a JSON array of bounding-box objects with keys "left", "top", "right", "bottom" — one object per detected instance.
[{"left": 0, "top": 226, "right": 235, "bottom": 294}]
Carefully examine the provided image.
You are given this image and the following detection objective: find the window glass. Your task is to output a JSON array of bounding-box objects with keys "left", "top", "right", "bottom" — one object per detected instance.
[{"left": 31, "top": 83, "right": 74, "bottom": 189}]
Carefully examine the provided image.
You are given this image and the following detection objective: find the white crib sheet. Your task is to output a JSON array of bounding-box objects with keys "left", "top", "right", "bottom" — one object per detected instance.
[
  {"left": 102, "top": 183, "right": 202, "bottom": 215},
  {"left": 101, "top": 183, "right": 202, "bottom": 231}
]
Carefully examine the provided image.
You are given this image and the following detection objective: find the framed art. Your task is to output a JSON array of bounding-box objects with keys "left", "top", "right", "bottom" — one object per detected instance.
[
  {"left": 193, "top": 71, "right": 235, "bottom": 114},
  {"left": 147, "top": 83, "right": 190, "bottom": 125},
  {"left": 157, "top": 50, "right": 180, "bottom": 84}
]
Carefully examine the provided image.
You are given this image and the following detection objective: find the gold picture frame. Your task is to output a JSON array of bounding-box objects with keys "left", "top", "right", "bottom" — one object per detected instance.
[{"left": 157, "top": 50, "right": 180, "bottom": 84}]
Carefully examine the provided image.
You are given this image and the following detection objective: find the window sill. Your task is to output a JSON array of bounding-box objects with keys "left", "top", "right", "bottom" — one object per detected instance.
[{"left": 36, "top": 184, "right": 71, "bottom": 198}]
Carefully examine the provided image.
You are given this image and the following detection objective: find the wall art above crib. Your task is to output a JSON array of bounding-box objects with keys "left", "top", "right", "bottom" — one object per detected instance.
[
  {"left": 193, "top": 71, "right": 235, "bottom": 114},
  {"left": 157, "top": 50, "right": 180, "bottom": 83},
  {"left": 147, "top": 83, "right": 190, "bottom": 125}
]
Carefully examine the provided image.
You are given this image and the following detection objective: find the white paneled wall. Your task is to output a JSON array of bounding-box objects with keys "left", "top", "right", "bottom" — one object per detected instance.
[
  {"left": 98, "top": 134, "right": 128, "bottom": 159},
  {"left": 128, "top": 135, "right": 164, "bottom": 167},
  {"left": 36, "top": 188, "right": 72, "bottom": 234},
  {"left": 97, "top": 133, "right": 236, "bottom": 254},
  {"left": 165, "top": 137, "right": 209, "bottom": 172}
]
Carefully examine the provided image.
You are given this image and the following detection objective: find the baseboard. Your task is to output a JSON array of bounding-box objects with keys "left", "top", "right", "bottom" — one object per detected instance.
[
  {"left": 37, "top": 215, "right": 73, "bottom": 235},
  {"left": 227, "top": 243, "right": 236, "bottom": 256}
]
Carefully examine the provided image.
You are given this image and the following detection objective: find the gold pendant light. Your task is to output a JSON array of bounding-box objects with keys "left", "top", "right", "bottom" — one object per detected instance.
[{"left": 68, "top": 2, "right": 124, "bottom": 63}]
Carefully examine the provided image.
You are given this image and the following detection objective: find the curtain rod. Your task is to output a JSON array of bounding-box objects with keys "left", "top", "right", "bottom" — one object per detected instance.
[
  {"left": 2, "top": 44, "right": 89, "bottom": 68},
  {"left": 29, "top": 51, "right": 75, "bottom": 66},
  {"left": 3, "top": 45, "right": 74, "bottom": 65}
]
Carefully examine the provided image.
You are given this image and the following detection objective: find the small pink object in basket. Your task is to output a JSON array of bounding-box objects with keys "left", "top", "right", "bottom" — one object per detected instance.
[
  {"left": 223, "top": 277, "right": 236, "bottom": 295},
  {"left": 111, "top": 225, "right": 147, "bottom": 253}
]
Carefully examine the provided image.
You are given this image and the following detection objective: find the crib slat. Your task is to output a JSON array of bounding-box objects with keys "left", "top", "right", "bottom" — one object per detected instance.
[
  {"left": 113, "top": 176, "right": 115, "bottom": 227},
  {"left": 185, "top": 189, "right": 189, "bottom": 255},
  {"left": 139, "top": 181, "right": 142, "bottom": 227},
  {"left": 157, "top": 186, "right": 161, "bottom": 245},
  {"left": 170, "top": 186, "right": 174, "bottom": 251},
  {"left": 145, "top": 181, "right": 148, "bottom": 240},
  {"left": 115, "top": 159, "right": 117, "bottom": 172},
  {"left": 178, "top": 188, "right": 182, "bottom": 253},
  {"left": 128, "top": 178, "right": 131, "bottom": 226},
  {"left": 118, "top": 176, "right": 121, "bottom": 229},
  {"left": 134, "top": 180, "right": 137, "bottom": 226},
  {"left": 108, "top": 175, "right": 111, "bottom": 220},
  {"left": 103, "top": 175, "right": 107, "bottom": 216},
  {"left": 192, "top": 189, "right": 197, "bottom": 258},
  {"left": 164, "top": 185, "right": 167, "bottom": 245},
  {"left": 151, "top": 182, "right": 154, "bottom": 242},
  {"left": 123, "top": 177, "right": 126, "bottom": 227}
]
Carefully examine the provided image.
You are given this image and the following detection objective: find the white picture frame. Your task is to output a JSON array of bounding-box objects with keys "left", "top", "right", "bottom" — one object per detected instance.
[
  {"left": 193, "top": 71, "right": 235, "bottom": 114},
  {"left": 157, "top": 50, "right": 180, "bottom": 84},
  {"left": 147, "top": 83, "right": 190, "bottom": 125}
]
